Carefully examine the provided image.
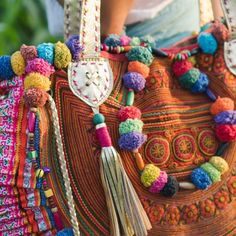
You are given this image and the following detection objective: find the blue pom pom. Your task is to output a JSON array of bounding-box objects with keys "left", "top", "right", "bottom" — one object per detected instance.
[
  {"left": 104, "top": 34, "right": 121, "bottom": 47},
  {"left": 66, "top": 35, "right": 82, "bottom": 61},
  {"left": 37, "top": 43, "right": 54, "bottom": 64},
  {"left": 0, "top": 56, "right": 15, "bottom": 80},
  {"left": 56, "top": 228, "right": 74, "bottom": 236},
  {"left": 198, "top": 32, "right": 218, "bottom": 55},
  {"left": 191, "top": 168, "right": 212, "bottom": 190},
  {"left": 191, "top": 72, "right": 209, "bottom": 93}
]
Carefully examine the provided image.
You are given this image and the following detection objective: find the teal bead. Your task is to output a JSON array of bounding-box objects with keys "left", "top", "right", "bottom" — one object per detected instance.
[
  {"left": 126, "top": 90, "right": 134, "bottom": 106},
  {"left": 28, "top": 150, "right": 38, "bottom": 159},
  {"left": 93, "top": 113, "right": 105, "bottom": 125}
]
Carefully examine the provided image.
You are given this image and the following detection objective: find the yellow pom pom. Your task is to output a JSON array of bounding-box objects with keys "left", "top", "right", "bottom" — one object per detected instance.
[
  {"left": 188, "top": 56, "right": 197, "bottom": 66},
  {"left": 209, "top": 156, "right": 229, "bottom": 174},
  {"left": 54, "top": 41, "right": 72, "bottom": 69},
  {"left": 11, "top": 51, "right": 25, "bottom": 76},
  {"left": 141, "top": 164, "right": 160, "bottom": 187},
  {"left": 24, "top": 72, "right": 51, "bottom": 91}
]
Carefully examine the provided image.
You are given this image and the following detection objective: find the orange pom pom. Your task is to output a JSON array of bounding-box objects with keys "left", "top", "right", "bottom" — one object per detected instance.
[
  {"left": 128, "top": 61, "right": 150, "bottom": 78},
  {"left": 210, "top": 97, "right": 234, "bottom": 115}
]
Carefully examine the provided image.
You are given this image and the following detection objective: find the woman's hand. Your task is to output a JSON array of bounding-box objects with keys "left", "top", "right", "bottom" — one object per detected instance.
[{"left": 211, "top": 0, "right": 223, "bottom": 20}]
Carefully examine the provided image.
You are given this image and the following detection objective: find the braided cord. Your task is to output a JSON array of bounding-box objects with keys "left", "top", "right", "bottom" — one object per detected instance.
[{"left": 48, "top": 95, "right": 80, "bottom": 236}]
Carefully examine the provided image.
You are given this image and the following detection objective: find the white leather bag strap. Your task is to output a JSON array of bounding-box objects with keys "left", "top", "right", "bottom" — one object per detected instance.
[{"left": 64, "top": 0, "right": 101, "bottom": 59}]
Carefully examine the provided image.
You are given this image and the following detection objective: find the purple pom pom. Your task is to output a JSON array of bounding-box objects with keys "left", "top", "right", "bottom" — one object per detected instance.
[
  {"left": 118, "top": 131, "right": 147, "bottom": 151},
  {"left": 123, "top": 72, "right": 146, "bottom": 92},
  {"left": 66, "top": 35, "right": 83, "bottom": 61},
  {"left": 214, "top": 110, "right": 236, "bottom": 125}
]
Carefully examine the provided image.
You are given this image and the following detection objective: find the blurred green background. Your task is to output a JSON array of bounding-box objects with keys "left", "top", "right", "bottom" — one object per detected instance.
[{"left": 0, "top": 0, "right": 62, "bottom": 55}]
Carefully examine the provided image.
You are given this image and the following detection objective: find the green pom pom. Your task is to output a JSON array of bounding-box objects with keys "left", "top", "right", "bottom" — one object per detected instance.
[
  {"left": 130, "top": 37, "right": 141, "bottom": 46},
  {"left": 127, "top": 46, "right": 153, "bottom": 66},
  {"left": 201, "top": 162, "right": 221, "bottom": 183},
  {"left": 179, "top": 68, "right": 200, "bottom": 89},
  {"left": 93, "top": 113, "right": 105, "bottom": 125},
  {"left": 119, "top": 119, "right": 143, "bottom": 135}
]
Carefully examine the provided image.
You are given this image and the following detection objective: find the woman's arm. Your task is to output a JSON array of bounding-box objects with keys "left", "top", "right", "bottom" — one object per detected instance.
[
  {"left": 211, "top": 0, "right": 224, "bottom": 20},
  {"left": 101, "top": 0, "right": 134, "bottom": 35}
]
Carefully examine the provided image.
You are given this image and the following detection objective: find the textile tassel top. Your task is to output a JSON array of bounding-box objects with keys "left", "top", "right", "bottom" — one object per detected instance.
[{"left": 94, "top": 115, "right": 152, "bottom": 236}]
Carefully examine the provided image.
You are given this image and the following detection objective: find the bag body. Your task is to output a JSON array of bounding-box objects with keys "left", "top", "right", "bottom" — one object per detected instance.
[{"left": 46, "top": 45, "right": 236, "bottom": 235}]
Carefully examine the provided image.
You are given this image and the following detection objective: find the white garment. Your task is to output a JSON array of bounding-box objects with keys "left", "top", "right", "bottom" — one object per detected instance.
[
  {"left": 126, "top": 0, "right": 173, "bottom": 25},
  {"left": 45, "top": 0, "right": 173, "bottom": 36}
]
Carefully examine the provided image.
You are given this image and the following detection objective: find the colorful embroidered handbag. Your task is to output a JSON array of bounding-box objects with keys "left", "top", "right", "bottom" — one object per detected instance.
[{"left": 1, "top": 0, "right": 236, "bottom": 235}]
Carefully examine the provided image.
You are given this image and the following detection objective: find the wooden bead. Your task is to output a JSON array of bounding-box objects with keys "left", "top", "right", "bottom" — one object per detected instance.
[
  {"left": 30, "top": 107, "right": 38, "bottom": 113},
  {"left": 133, "top": 151, "right": 145, "bottom": 171}
]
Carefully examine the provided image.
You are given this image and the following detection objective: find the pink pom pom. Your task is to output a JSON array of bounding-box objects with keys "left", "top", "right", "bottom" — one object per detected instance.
[
  {"left": 20, "top": 44, "right": 38, "bottom": 62},
  {"left": 118, "top": 106, "right": 142, "bottom": 122},
  {"left": 23, "top": 88, "right": 49, "bottom": 107},
  {"left": 172, "top": 60, "right": 193, "bottom": 77},
  {"left": 120, "top": 35, "right": 132, "bottom": 46},
  {"left": 26, "top": 58, "right": 55, "bottom": 77},
  {"left": 216, "top": 124, "right": 236, "bottom": 142},
  {"left": 149, "top": 171, "right": 168, "bottom": 193}
]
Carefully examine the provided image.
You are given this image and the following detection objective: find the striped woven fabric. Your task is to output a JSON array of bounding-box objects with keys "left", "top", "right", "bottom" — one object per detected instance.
[{"left": 46, "top": 46, "right": 236, "bottom": 235}]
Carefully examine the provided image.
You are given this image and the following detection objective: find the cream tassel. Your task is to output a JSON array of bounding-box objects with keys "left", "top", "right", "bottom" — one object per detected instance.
[{"left": 97, "top": 123, "right": 152, "bottom": 236}]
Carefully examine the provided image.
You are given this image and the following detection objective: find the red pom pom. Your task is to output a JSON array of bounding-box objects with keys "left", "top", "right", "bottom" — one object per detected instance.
[
  {"left": 118, "top": 106, "right": 141, "bottom": 122},
  {"left": 23, "top": 88, "right": 48, "bottom": 107},
  {"left": 20, "top": 44, "right": 38, "bottom": 62},
  {"left": 172, "top": 60, "right": 193, "bottom": 77},
  {"left": 216, "top": 124, "right": 236, "bottom": 142}
]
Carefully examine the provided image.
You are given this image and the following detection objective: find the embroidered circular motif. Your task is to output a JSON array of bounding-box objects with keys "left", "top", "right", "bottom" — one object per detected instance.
[
  {"left": 173, "top": 134, "right": 196, "bottom": 162},
  {"left": 198, "top": 129, "right": 218, "bottom": 156},
  {"left": 145, "top": 136, "right": 170, "bottom": 165}
]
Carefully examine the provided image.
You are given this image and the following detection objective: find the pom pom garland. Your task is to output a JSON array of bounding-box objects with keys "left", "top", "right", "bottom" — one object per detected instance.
[
  {"left": 0, "top": 56, "right": 15, "bottom": 80},
  {"left": 198, "top": 32, "right": 218, "bottom": 55},
  {"left": 127, "top": 46, "right": 154, "bottom": 66},
  {"left": 209, "top": 156, "right": 229, "bottom": 174},
  {"left": 172, "top": 60, "right": 193, "bottom": 77},
  {"left": 24, "top": 88, "right": 48, "bottom": 107},
  {"left": 117, "top": 106, "right": 142, "bottom": 122},
  {"left": 141, "top": 164, "right": 160, "bottom": 187},
  {"left": 65, "top": 35, "right": 83, "bottom": 61},
  {"left": 191, "top": 72, "right": 209, "bottom": 93},
  {"left": 11, "top": 51, "right": 25, "bottom": 76},
  {"left": 24, "top": 72, "right": 51, "bottom": 91},
  {"left": 128, "top": 61, "right": 150, "bottom": 78},
  {"left": 210, "top": 97, "right": 234, "bottom": 115},
  {"left": 191, "top": 168, "right": 212, "bottom": 189},
  {"left": 26, "top": 58, "right": 55, "bottom": 77},
  {"left": 119, "top": 119, "right": 144, "bottom": 135},
  {"left": 123, "top": 72, "right": 146, "bottom": 92},
  {"left": 160, "top": 176, "right": 179, "bottom": 197},
  {"left": 118, "top": 131, "right": 147, "bottom": 151},
  {"left": 20, "top": 44, "right": 38, "bottom": 61},
  {"left": 178, "top": 68, "right": 200, "bottom": 89},
  {"left": 37, "top": 43, "right": 55, "bottom": 65},
  {"left": 216, "top": 124, "right": 236, "bottom": 142},
  {"left": 200, "top": 162, "right": 221, "bottom": 183},
  {"left": 214, "top": 110, "right": 236, "bottom": 125},
  {"left": 104, "top": 34, "right": 121, "bottom": 47},
  {"left": 149, "top": 171, "right": 168, "bottom": 193},
  {"left": 54, "top": 42, "right": 72, "bottom": 69},
  {"left": 120, "top": 35, "right": 132, "bottom": 46}
]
